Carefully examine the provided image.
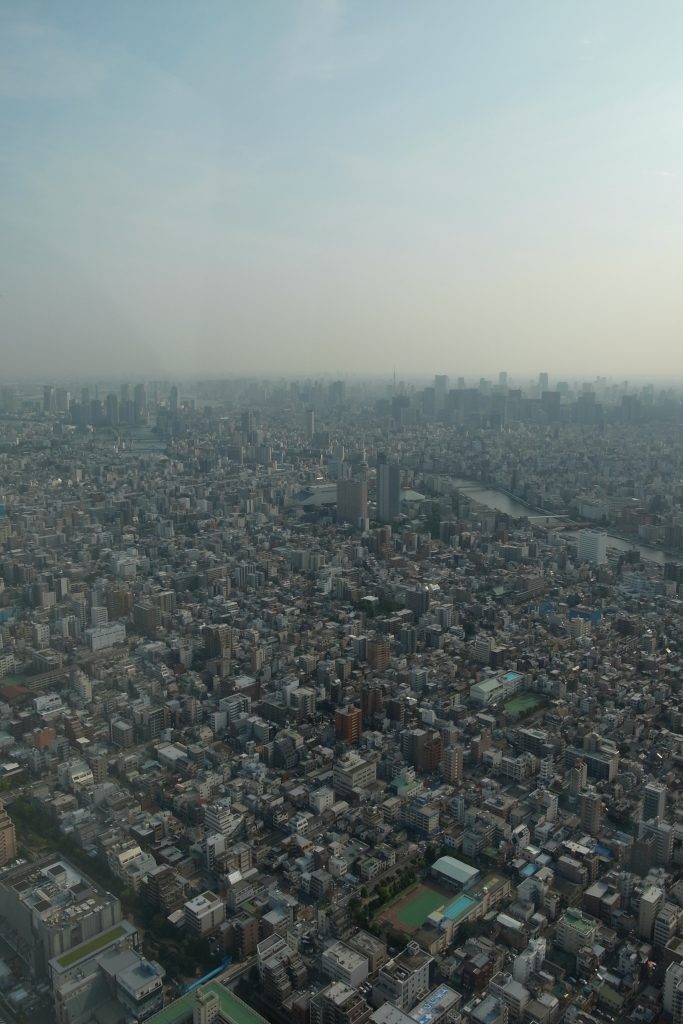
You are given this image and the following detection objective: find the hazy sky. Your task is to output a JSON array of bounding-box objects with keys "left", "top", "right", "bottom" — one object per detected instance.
[{"left": 2, "top": 1, "right": 683, "bottom": 380}]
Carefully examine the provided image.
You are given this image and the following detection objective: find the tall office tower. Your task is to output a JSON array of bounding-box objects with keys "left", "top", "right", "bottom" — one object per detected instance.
[
  {"left": 80, "top": 386, "right": 91, "bottom": 418},
  {"left": 541, "top": 389, "right": 561, "bottom": 423},
  {"left": 1, "top": 387, "right": 17, "bottom": 413},
  {"left": 106, "top": 393, "right": 119, "bottom": 427},
  {"left": 434, "top": 374, "right": 449, "bottom": 411},
  {"left": 134, "top": 383, "right": 147, "bottom": 423},
  {"left": 539, "top": 372, "right": 549, "bottom": 391},
  {"left": 643, "top": 782, "right": 667, "bottom": 821},
  {"left": 336, "top": 479, "right": 367, "bottom": 526},
  {"left": 391, "top": 393, "right": 410, "bottom": 425},
  {"left": 499, "top": 371, "right": 508, "bottom": 388},
  {"left": 577, "top": 530, "right": 607, "bottom": 564},
  {"left": 579, "top": 788, "right": 602, "bottom": 835},
  {"left": 241, "top": 409, "right": 255, "bottom": 440},
  {"left": 43, "top": 385, "right": 56, "bottom": 413},
  {"left": 377, "top": 455, "right": 401, "bottom": 523},
  {"left": 442, "top": 744, "right": 464, "bottom": 783},
  {"left": 169, "top": 385, "right": 179, "bottom": 413},
  {"left": 55, "top": 387, "right": 70, "bottom": 413},
  {"left": 120, "top": 381, "right": 130, "bottom": 404},
  {"left": 90, "top": 398, "right": 103, "bottom": 426},
  {"left": 0, "top": 801, "right": 17, "bottom": 867},
  {"left": 329, "top": 380, "right": 346, "bottom": 408},
  {"left": 306, "top": 408, "right": 315, "bottom": 440}
]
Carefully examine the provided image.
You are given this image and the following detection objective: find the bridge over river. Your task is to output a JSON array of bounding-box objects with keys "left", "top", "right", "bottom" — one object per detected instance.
[{"left": 449, "top": 478, "right": 669, "bottom": 564}]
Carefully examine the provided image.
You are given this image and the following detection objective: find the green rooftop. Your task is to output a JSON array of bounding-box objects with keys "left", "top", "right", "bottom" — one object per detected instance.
[
  {"left": 56, "top": 924, "right": 128, "bottom": 968},
  {"left": 146, "top": 981, "right": 269, "bottom": 1024},
  {"left": 565, "top": 910, "right": 594, "bottom": 933}
]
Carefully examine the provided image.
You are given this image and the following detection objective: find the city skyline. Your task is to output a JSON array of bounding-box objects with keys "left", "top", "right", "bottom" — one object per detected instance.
[
  {"left": 0, "top": 361, "right": 682, "bottom": 1023},
  {"left": 3, "top": 1, "right": 683, "bottom": 379}
]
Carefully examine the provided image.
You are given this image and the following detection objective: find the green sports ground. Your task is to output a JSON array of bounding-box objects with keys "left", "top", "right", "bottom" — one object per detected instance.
[{"left": 378, "top": 883, "right": 453, "bottom": 933}]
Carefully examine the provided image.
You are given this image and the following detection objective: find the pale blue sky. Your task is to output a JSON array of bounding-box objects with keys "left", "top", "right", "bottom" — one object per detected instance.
[{"left": 2, "top": 1, "right": 682, "bottom": 379}]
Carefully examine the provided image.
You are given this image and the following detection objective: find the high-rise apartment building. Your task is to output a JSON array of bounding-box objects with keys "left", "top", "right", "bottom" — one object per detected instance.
[
  {"left": 577, "top": 530, "right": 607, "bottom": 564},
  {"left": 336, "top": 705, "right": 362, "bottom": 745},
  {"left": 557, "top": 909, "right": 597, "bottom": 954},
  {"left": 337, "top": 479, "right": 368, "bottom": 526},
  {"left": 639, "top": 816, "right": 674, "bottom": 866},
  {"left": 204, "top": 623, "right": 232, "bottom": 659},
  {"left": 579, "top": 788, "right": 602, "bottom": 835},
  {"left": 372, "top": 943, "right": 433, "bottom": 1011},
  {"left": 442, "top": 745, "right": 464, "bottom": 784},
  {"left": 0, "top": 801, "right": 17, "bottom": 867},
  {"left": 333, "top": 753, "right": 376, "bottom": 797},
  {"left": 184, "top": 891, "right": 225, "bottom": 936},
  {"left": 643, "top": 782, "right": 667, "bottom": 821},
  {"left": 43, "top": 385, "right": 56, "bottom": 414},
  {"left": 377, "top": 456, "right": 401, "bottom": 523},
  {"left": 367, "top": 636, "right": 391, "bottom": 672},
  {"left": 311, "top": 982, "right": 371, "bottom": 1024},
  {"left": 638, "top": 886, "right": 664, "bottom": 940},
  {"left": 664, "top": 962, "right": 683, "bottom": 1021}
]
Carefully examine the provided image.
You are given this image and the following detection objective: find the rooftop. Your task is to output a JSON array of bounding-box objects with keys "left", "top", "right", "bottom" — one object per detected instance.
[
  {"left": 53, "top": 921, "right": 135, "bottom": 970},
  {"left": 410, "top": 985, "right": 460, "bottom": 1024},
  {"left": 563, "top": 909, "right": 596, "bottom": 934},
  {"left": 432, "top": 856, "right": 480, "bottom": 885},
  {"left": 146, "top": 981, "right": 269, "bottom": 1024}
]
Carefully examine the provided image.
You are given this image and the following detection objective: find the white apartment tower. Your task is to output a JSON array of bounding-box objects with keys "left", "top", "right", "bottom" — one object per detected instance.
[{"left": 577, "top": 530, "right": 607, "bottom": 564}]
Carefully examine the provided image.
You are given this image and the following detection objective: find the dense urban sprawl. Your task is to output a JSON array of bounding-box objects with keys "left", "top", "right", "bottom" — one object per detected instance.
[{"left": 0, "top": 374, "right": 681, "bottom": 1024}]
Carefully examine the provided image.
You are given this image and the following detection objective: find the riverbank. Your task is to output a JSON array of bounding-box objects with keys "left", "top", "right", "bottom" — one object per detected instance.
[{"left": 449, "top": 477, "right": 673, "bottom": 565}]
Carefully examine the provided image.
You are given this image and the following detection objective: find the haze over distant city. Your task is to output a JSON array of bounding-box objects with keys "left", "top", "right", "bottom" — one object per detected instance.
[{"left": 2, "top": 1, "right": 683, "bottom": 379}]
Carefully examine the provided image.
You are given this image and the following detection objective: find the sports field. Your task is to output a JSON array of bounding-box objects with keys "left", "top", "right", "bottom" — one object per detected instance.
[
  {"left": 504, "top": 693, "right": 545, "bottom": 715},
  {"left": 376, "top": 883, "right": 452, "bottom": 934}
]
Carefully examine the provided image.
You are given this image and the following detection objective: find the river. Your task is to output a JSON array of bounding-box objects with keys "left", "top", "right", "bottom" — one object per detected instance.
[
  {"left": 451, "top": 479, "right": 539, "bottom": 519},
  {"left": 450, "top": 477, "right": 668, "bottom": 565}
]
